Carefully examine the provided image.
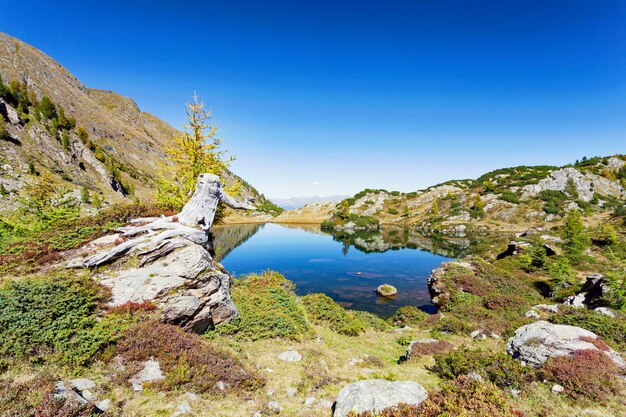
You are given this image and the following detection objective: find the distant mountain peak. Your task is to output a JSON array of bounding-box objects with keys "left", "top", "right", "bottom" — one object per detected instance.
[{"left": 271, "top": 195, "right": 348, "bottom": 210}]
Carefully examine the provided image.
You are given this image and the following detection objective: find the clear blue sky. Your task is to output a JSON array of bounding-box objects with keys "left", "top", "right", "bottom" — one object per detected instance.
[{"left": 2, "top": 1, "right": 625, "bottom": 198}]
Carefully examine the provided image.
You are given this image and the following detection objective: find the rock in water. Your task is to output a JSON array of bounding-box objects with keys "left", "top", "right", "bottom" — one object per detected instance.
[
  {"left": 333, "top": 379, "right": 428, "bottom": 417},
  {"left": 376, "top": 284, "right": 398, "bottom": 297},
  {"left": 506, "top": 321, "right": 625, "bottom": 367}
]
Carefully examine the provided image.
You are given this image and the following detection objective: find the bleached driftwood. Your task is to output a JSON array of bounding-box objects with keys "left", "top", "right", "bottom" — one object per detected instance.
[
  {"left": 82, "top": 173, "right": 255, "bottom": 268},
  {"left": 177, "top": 173, "right": 255, "bottom": 230}
]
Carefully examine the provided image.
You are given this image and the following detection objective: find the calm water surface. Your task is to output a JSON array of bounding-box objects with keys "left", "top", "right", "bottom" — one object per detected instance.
[{"left": 213, "top": 223, "right": 458, "bottom": 316}]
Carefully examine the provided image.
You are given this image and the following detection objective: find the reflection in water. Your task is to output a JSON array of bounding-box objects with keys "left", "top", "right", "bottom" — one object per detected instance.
[
  {"left": 212, "top": 223, "right": 263, "bottom": 260},
  {"left": 214, "top": 223, "right": 509, "bottom": 316}
]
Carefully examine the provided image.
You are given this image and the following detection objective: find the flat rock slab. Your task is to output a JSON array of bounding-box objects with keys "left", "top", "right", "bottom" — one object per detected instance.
[
  {"left": 333, "top": 379, "right": 428, "bottom": 417},
  {"left": 278, "top": 350, "right": 302, "bottom": 362},
  {"left": 506, "top": 320, "right": 625, "bottom": 367},
  {"left": 70, "top": 378, "right": 96, "bottom": 391},
  {"left": 129, "top": 359, "right": 165, "bottom": 391}
]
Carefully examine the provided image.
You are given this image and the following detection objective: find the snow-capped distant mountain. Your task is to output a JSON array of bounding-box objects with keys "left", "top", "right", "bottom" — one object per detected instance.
[{"left": 271, "top": 195, "right": 348, "bottom": 210}]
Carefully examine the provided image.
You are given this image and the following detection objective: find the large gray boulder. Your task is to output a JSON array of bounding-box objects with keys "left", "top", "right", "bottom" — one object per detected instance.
[
  {"left": 333, "top": 379, "right": 428, "bottom": 417},
  {"left": 506, "top": 321, "right": 625, "bottom": 367},
  {"left": 66, "top": 217, "right": 238, "bottom": 334}
]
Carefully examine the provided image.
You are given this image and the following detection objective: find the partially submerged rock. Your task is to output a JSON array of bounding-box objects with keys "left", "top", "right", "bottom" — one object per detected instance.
[
  {"left": 506, "top": 321, "right": 625, "bottom": 368},
  {"left": 376, "top": 284, "right": 398, "bottom": 297},
  {"left": 333, "top": 379, "right": 428, "bottom": 417}
]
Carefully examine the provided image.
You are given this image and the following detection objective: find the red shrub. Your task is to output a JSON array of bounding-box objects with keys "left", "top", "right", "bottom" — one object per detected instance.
[
  {"left": 540, "top": 349, "right": 622, "bottom": 401},
  {"left": 35, "top": 397, "right": 95, "bottom": 417},
  {"left": 408, "top": 340, "right": 453, "bottom": 359},
  {"left": 113, "top": 236, "right": 129, "bottom": 245},
  {"left": 348, "top": 403, "right": 421, "bottom": 417},
  {"left": 108, "top": 300, "right": 156, "bottom": 315},
  {"left": 579, "top": 336, "right": 611, "bottom": 352},
  {"left": 117, "top": 320, "right": 265, "bottom": 394},
  {"left": 449, "top": 273, "right": 491, "bottom": 297},
  {"left": 421, "top": 313, "right": 442, "bottom": 327},
  {"left": 0, "top": 375, "right": 95, "bottom": 417},
  {"left": 420, "top": 376, "right": 524, "bottom": 417},
  {"left": 483, "top": 294, "right": 528, "bottom": 311}
]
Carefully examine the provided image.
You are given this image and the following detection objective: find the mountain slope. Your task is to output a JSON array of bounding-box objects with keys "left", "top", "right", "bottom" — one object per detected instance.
[
  {"left": 315, "top": 156, "right": 626, "bottom": 232},
  {"left": 0, "top": 32, "right": 268, "bottom": 212}
]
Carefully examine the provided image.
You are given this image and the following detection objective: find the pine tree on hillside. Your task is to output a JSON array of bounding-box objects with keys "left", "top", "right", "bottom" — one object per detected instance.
[{"left": 156, "top": 95, "right": 238, "bottom": 210}]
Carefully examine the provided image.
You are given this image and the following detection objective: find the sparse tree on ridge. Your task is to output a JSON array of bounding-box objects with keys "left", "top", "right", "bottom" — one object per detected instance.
[{"left": 157, "top": 94, "right": 238, "bottom": 210}]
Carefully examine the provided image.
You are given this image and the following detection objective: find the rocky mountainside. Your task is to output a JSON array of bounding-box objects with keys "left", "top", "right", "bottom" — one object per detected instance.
[
  {"left": 0, "top": 32, "right": 267, "bottom": 212},
  {"left": 319, "top": 156, "right": 626, "bottom": 232}
]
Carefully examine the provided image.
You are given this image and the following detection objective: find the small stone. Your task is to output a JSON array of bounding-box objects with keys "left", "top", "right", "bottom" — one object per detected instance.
[
  {"left": 217, "top": 381, "right": 226, "bottom": 391},
  {"left": 470, "top": 330, "right": 487, "bottom": 340},
  {"left": 551, "top": 384, "right": 565, "bottom": 394},
  {"left": 533, "top": 304, "right": 560, "bottom": 313},
  {"left": 264, "top": 368, "right": 275, "bottom": 373},
  {"left": 595, "top": 307, "right": 616, "bottom": 317},
  {"left": 53, "top": 381, "right": 87, "bottom": 404},
  {"left": 563, "top": 293, "right": 586, "bottom": 308},
  {"left": 129, "top": 359, "right": 165, "bottom": 391},
  {"left": 394, "top": 326, "right": 412, "bottom": 332},
  {"left": 304, "top": 396, "right": 316, "bottom": 406},
  {"left": 80, "top": 389, "right": 97, "bottom": 402},
  {"left": 184, "top": 392, "right": 198, "bottom": 401},
  {"left": 267, "top": 401, "right": 282, "bottom": 414},
  {"left": 278, "top": 350, "right": 302, "bottom": 362},
  {"left": 96, "top": 399, "right": 110, "bottom": 412},
  {"left": 70, "top": 378, "right": 96, "bottom": 391},
  {"left": 510, "top": 388, "right": 521, "bottom": 397},
  {"left": 252, "top": 412, "right": 262, "bottom": 417},
  {"left": 267, "top": 389, "right": 275, "bottom": 396},
  {"left": 525, "top": 309, "right": 541, "bottom": 319},
  {"left": 286, "top": 387, "right": 297, "bottom": 397},
  {"left": 466, "top": 372, "right": 485, "bottom": 383},
  {"left": 172, "top": 401, "right": 192, "bottom": 417},
  {"left": 318, "top": 399, "right": 334, "bottom": 409},
  {"left": 349, "top": 358, "right": 364, "bottom": 366}
]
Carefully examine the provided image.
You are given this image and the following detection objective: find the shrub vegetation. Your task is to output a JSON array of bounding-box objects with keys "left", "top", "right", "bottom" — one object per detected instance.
[
  {"left": 0, "top": 275, "right": 130, "bottom": 366},
  {"left": 118, "top": 320, "right": 264, "bottom": 394},
  {"left": 302, "top": 293, "right": 364, "bottom": 335},
  {"left": 539, "top": 349, "right": 621, "bottom": 401},
  {"left": 209, "top": 271, "right": 312, "bottom": 341},
  {"left": 432, "top": 347, "right": 527, "bottom": 389},
  {"left": 388, "top": 306, "right": 429, "bottom": 327}
]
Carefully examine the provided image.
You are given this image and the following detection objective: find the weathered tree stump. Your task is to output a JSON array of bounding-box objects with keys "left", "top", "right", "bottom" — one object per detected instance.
[{"left": 177, "top": 173, "right": 255, "bottom": 230}]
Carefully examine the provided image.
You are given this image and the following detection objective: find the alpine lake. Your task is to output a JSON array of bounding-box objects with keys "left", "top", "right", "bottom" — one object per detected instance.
[{"left": 213, "top": 223, "right": 507, "bottom": 317}]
